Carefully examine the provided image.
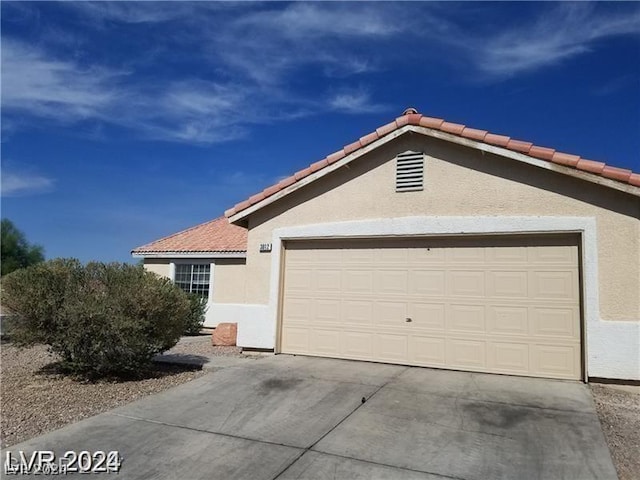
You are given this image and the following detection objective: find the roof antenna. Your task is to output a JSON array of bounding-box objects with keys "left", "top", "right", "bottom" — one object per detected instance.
[{"left": 402, "top": 107, "right": 419, "bottom": 115}]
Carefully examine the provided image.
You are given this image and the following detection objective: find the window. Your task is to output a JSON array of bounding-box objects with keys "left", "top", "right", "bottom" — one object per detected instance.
[
  {"left": 396, "top": 151, "right": 424, "bottom": 192},
  {"left": 174, "top": 264, "right": 211, "bottom": 299}
]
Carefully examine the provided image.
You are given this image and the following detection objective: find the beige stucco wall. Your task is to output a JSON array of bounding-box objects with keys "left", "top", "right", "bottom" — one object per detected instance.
[
  {"left": 212, "top": 258, "right": 247, "bottom": 304},
  {"left": 143, "top": 258, "right": 171, "bottom": 278},
  {"left": 242, "top": 133, "right": 640, "bottom": 321}
]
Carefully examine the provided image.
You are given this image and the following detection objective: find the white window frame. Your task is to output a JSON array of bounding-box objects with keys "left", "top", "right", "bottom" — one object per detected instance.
[{"left": 170, "top": 259, "right": 215, "bottom": 304}]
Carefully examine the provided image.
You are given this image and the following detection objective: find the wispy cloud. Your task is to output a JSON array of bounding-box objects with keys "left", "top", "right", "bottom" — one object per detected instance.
[
  {"left": 1, "top": 168, "right": 55, "bottom": 197},
  {"left": 2, "top": 2, "right": 638, "bottom": 143},
  {"left": 472, "top": 3, "right": 640, "bottom": 77},
  {"left": 328, "top": 89, "right": 386, "bottom": 114},
  {"left": 1, "top": 39, "right": 123, "bottom": 123}
]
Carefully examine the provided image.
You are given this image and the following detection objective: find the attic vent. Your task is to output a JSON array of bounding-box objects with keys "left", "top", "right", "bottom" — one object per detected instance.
[{"left": 395, "top": 151, "right": 424, "bottom": 192}]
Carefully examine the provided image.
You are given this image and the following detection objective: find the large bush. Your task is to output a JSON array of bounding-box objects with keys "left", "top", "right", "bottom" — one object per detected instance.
[{"left": 1, "top": 259, "right": 193, "bottom": 378}]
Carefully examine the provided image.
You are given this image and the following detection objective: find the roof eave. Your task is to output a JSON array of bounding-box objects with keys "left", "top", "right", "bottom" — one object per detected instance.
[
  {"left": 228, "top": 124, "right": 640, "bottom": 223},
  {"left": 131, "top": 251, "right": 247, "bottom": 259}
]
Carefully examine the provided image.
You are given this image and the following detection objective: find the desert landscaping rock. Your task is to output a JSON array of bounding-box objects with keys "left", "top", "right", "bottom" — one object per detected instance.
[
  {"left": 591, "top": 383, "right": 640, "bottom": 480},
  {"left": 0, "top": 342, "right": 205, "bottom": 448}
]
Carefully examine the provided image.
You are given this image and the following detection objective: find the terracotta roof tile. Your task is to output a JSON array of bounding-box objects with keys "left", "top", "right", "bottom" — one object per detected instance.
[
  {"left": 484, "top": 133, "right": 511, "bottom": 147},
  {"left": 440, "top": 121, "right": 465, "bottom": 135},
  {"left": 310, "top": 159, "right": 329, "bottom": 172},
  {"left": 395, "top": 115, "right": 410, "bottom": 128},
  {"left": 263, "top": 184, "right": 281, "bottom": 197},
  {"left": 224, "top": 108, "right": 639, "bottom": 218},
  {"left": 576, "top": 159, "right": 606, "bottom": 175},
  {"left": 344, "top": 140, "right": 362, "bottom": 155},
  {"left": 278, "top": 176, "right": 296, "bottom": 189},
  {"left": 601, "top": 166, "right": 632, "bottom": 183},
  {"left": 506, "top": 139, "right": 533, "bottom": 154},
  {"left": 326, "top": 150, "right": 346, "bottom": 164},
  {"left": 461, "top": 128, "right": 488, "bottom": 142},
  {"left": 359, "top": 131, "right": 379, "bottom": 147},
  {"left": 551, "top": 152, "right": 580, "bottom": 167},
  {"left": 528, "top": 146, "right": 556, "bottom": 161},
  {"left": 407, "top": 113, "right": 423, "bottom": 125},
  {"left": 376, "top": 121, "right": 397, "bottom": 137},
  {"left": 419, "top": 116, "right": 445, "bottom": 129},
  {"left": 133, "top": 217, "right": 247, "bottom": 254},
  {"left": 249, "top": 193, "right": 265, "bottom": 204}
]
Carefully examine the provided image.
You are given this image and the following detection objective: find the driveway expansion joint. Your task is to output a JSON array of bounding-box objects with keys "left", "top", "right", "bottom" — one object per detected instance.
[{"left": 272, "top": 366, "right": 410, "bottom": 480}]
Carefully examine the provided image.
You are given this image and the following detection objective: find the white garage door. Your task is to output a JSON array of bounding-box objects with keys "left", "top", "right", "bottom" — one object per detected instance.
[{"left": 280, "top": 236, "right": 582, "bottom": 380}]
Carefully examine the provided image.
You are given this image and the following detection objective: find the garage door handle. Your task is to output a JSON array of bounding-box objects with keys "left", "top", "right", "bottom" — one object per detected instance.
[{"left": 405, "top": 318, "right": 412, "bottom": 323}]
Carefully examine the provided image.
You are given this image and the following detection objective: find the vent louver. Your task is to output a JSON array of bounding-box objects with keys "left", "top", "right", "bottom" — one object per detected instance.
[{"left": 396, "top": 151, "right": 424, "bottom": 192}]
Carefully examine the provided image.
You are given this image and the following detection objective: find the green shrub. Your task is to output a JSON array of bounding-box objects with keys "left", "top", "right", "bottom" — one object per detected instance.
[
  {"left": 1, "top": 259, "right": 192, "bottom": 378},
  {"left": 184, "top": 293, "right": 207, "bottom": 336}
]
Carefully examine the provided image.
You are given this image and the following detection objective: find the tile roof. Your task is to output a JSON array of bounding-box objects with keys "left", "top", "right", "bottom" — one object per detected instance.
[
  {"left": 132, "top": 216, "right": 247, "bottom": 254},
  {"left": 225, "top": 108, "right": 639, "bottom": 218}
]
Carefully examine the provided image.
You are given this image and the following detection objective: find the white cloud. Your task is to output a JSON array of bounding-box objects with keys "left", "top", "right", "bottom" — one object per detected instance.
[
  {"left": 1, "top": 39, "right": 122, "bottom": 122},
  {"left": 473, "top": 4, "right": 640, "bottom": 77},
  {"left": 328, "top": 89, "right": 386, "bottom": 114},
  {"left": 1, "top": 169, "right": 55, "bottom": 197}
]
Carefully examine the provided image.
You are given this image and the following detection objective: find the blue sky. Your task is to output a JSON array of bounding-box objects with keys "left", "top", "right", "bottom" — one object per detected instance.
[{"left": 2, "top": 2, "right": 639, "bottom": 263}]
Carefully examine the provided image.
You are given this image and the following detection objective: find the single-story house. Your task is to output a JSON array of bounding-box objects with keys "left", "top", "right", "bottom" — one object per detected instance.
[{"left": 133, "top": 108, "right": 640, "bottom": 382}]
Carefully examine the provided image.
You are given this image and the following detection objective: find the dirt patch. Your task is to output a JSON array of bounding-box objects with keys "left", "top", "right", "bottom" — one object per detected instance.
[
  {"left": 0, "top": 342, "right": 205, "bottom": 448},
  {"left": 591, "top": 383, "right": 640, "bottom": 480}
]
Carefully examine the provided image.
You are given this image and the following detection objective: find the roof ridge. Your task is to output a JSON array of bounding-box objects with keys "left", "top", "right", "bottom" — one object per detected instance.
[{"left": 225, "top": 109, "right": 639, "bottom": 218}]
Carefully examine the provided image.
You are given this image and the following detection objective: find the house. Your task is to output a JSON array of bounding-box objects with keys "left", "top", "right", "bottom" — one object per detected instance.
[{"left": 133, "top": 108, "right": 640, "bottom": 382}]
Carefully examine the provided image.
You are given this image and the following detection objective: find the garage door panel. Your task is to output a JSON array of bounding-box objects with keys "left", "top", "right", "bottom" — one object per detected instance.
[
  {"left": 531, "top": 345, "right": 580, "bottom": 379},
  {"left": 375, "top": 270, "right": 408, "bottom": 295},
  {"left": 447, "top": 304, "right": 486, "bottom": 333},
  {"left": 344, "top": 270, "right": 374, "bottom": 294},
  {"left": 409, "top": 303, "right": 445, "bottom": 330},
  {"left": 310, "top": 329, "right": 341, "bottom": 356},
  {"left": 281, "top": 327, "right": 309, "bottom": 354},
  {"left": 486, "top": 246, "right": 528, "bottom": 263},
  {"left": 375, "top": 301, "right": 407, "bottom": 327},
  {"left": 316, "top": 269, "right": 341, "bottom": 292},
  {"left": 285, "top": 268, "right": 313, "bottom": 292},
  {"left": 531, "top": 307, "right": 579, "bottom": 339},
  {"left": 449, "top": 271, "right": 485, "bottom": 297},
  {"left": 374, "top": 334, "right": 408, "bottom": 362},
  {"left": 447, "top": 339, "right": 486, "bottom": 369},
  {"left": 343, "top": 300, "right": 373, "bottom": 326},
  {"left": 283, "top": 298, "right": 313, "bottom": 323},
  {"left": 487, "top": 271, "right": 528, "bottom": 299},
  {"left": 281, "top": 237, "right": 581, "bottom": 380},
  {"left": 341, "top": 332, "right": 374, "bottom": 358},
  {"left": 409, "top": 336, "right": 446, "bottom": 365},
  {"left": 316, "top": 299, "right": 340, "bottom": 323},
  {"left": 529, "top": 271, "right": 577, "bottom": 301},
  {"left": 489, "top": 342, "right": 530, "bottom": 373},
  {"left": 409, "top": 270, "right": 446, "bottom": 296},
  {"left": 487, "top": 306, "right": 529, "bottom": 336},
  {"left": 528, "top": 245, "right": 577, "bottom": 265}
]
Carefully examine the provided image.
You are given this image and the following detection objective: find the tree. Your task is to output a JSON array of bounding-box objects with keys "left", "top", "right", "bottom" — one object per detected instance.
[{"left": 1, "top": 219, "right": 45, "bottom": 276}]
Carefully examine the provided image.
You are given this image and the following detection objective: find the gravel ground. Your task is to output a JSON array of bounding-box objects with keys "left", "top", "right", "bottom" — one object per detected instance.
[
  {"left": 165, "top": 335, "right": 245, "bottom": 358},
  {"left": 0, "top": 341, "right": 205, "bottom": 448},
  {"left": 591, "top": 384, "right": 640, "bottom": 480}
]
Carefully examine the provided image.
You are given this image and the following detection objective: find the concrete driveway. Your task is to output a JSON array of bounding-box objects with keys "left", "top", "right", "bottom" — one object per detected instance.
[{"left": 4, "top": 355, "right": 617, "bottom": 479}]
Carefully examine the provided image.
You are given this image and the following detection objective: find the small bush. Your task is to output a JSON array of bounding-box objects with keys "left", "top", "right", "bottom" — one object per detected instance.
[
  {"left": 1, "top": 259, "right": 193, "bottom": 378},
  {"left": 184, "top": 293, "right": 207, "bottom": 336}
]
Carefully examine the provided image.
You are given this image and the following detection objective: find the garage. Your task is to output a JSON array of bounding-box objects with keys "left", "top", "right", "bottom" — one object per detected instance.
[{"left": 280, "top": 235, "right": 582, "bottom": 380}]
